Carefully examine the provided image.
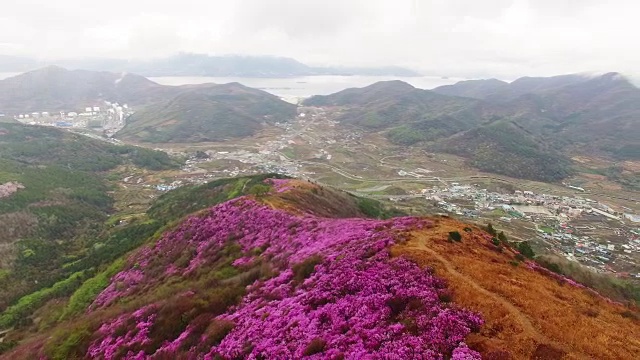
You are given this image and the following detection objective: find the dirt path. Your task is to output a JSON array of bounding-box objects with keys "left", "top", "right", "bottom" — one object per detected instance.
[{"left": 408, "top": 241, "right": 587, "bottom": 358}]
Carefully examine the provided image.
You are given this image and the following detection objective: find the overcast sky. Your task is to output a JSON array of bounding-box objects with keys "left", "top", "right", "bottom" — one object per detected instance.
[{"left": 0, "top": 0, "right": 637, "bottom": 78}]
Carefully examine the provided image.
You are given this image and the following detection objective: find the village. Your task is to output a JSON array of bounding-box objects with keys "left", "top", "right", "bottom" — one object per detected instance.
[
  {"left": 12, "top": 101, "right": 131, "bottom": 136},
  {"left": 418, "top": 183, "right": 640, "bottom": 278}
]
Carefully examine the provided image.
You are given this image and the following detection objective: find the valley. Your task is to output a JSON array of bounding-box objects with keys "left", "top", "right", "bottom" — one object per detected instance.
[
  {"left": 1, "top": 67, "right": 640, "bottom": 359},
  {"left": 113, "top": 104, "right": 639, "bottom": 279}
]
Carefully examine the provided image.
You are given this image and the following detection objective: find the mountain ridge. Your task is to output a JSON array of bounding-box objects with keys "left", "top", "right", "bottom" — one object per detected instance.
[
  {"left": 0, "top": 53, "right": 421, "bottom": 78},
  {"left": 1, "top": 176, "right": 638, "bottom": 359},
  {"left": 305, "top": 72, "right": 640, "bottom": 181}
]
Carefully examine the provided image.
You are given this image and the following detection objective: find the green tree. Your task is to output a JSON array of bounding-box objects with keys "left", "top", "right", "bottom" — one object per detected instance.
[
  {"left": 486, "top": 223, "right": 497, "bottom": 236},
  {"left": 517, "top": 241, "right": 535, "bottom": 259},
  {"left": 248, "top": 184, "right": 271, "bottom": 197}
]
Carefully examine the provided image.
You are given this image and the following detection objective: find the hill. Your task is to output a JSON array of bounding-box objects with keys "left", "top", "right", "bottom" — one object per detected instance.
[
  {"left": 432, "top": 121, "right": 573, "bottom": 182},
  {"left": 304, "top": 81, "right": 570, "bottom": 181},
  {"left": 1, "top": 175, "right": 638, "bottom": 359},
  {"left": 434, "top": 72, "right": 640, "bottom": 155},
  {"left": 115, "top": 82, "right": 297, "bottom": 143},
  {"left": 430, "top": 78, "right": 509, "bottom": 99},
  {"left": 0, "top": 67, "right": 297, "bottom": 142},
  {"left": 305, "top": 73, "right": 640, "bottom": 182},
  {"left": 304, "top": 81, "right": 485, "bottom": 133},
  {"left": 0, "top": 122, "right": 178, "bottom": 312},
  {"left": 0, "top": 66, "right": 165, "bottom": 114},
  {"left": 0, "top": 53, "right": 421, "bottom": 78},
  {"left": 433, "top": 74, "right": 590, "bottom": 101}
]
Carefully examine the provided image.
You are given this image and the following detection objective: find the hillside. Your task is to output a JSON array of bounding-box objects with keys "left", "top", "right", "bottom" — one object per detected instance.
[
  {"left": 432, "top": 121, "right": 573, "bottom": 182},
  {"left": 1, "top": 175, "right": 639, "bottom": 359},
  {"left": 0, "top": 122, "right": 177, "bottom": 312},
  {"left": 115, "top": 82, "right": 297, "bottom": 143}
]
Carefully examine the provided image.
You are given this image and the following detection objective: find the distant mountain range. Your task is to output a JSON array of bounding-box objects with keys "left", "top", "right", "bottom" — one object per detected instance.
[
  {"left": 0, "top": 66, "right": 297, "bottom": 142},
  {"left": 305, "top": 72, "right": 640, "bottom": 182},
  {"left": 2, "top": 65, "right": 639, "bottom": 181},
  {"left": 0, "top": 53, "right": 421, "bottom": 78}
]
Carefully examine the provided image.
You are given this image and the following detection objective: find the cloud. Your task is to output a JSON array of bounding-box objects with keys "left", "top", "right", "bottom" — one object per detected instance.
[{"left": 1, "top": 0, "right": 639, "bottom": 78}]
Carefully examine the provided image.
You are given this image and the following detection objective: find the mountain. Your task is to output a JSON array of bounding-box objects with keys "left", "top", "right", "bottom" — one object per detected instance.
[
  {"left": 125, "top": 54, "right": 313, "bottom": 77},
  {"left": 433, "top": 74, "right": 592, "bottom": 101},
  {"left": 0, "top": 66, "right": 164, "bottom": 114},
  {"left": 437, "top": 72, "right": 640, "bottom": 155},
  {"left": 0, "top": 67, "right": 297, "bottom": 142},
  {"left": 0, "top": 53, "right": 421, "bottom": 78},
  {"left": 305, "top": 73, "right": 640, "bottom": 182},
  {"left": 304, "top": 81, "right": 571, "bottom": 181},
  {"left": 304, "top": 81, "right": 486, "bottom": 133},
  {"left": 115, "top": 82, "right": 297, "bottom": 143},
  {"left": 431, "top": 78, "right": 509, "bottom": 99},
  {"left": 1, "top": 175, "right": 638, "bottom": 359}
]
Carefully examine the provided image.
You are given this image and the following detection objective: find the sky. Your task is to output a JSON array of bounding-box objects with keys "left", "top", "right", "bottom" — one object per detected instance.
[{"left": 0, "top": 0, "right": 638, "bottom": 79}]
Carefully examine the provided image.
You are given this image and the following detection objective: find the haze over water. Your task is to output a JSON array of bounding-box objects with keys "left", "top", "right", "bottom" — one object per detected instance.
[{"left": 149, "top": 75, "right": 465, "bottom": 99}]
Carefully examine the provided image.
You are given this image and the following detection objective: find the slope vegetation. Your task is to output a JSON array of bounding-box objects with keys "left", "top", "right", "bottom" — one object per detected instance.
[
  {"left": 0, "top": 123, "right": 177, "bottom": 312},
  {"left": 1, "top": 176, "right": 638, "bottom": 359},
  {"left": 393, "top": 217, "right": 640, "bottom": 359}
]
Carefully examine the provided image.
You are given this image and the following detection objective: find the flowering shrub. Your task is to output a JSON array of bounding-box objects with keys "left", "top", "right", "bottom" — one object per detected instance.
[
  {"left": 87, "top": 187, "right": 483, "bottom": 359},
  {"left": 88, "top": 305, "right": 157, "bottom": 359}
]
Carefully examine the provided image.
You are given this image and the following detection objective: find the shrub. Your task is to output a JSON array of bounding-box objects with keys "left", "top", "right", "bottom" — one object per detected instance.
[
  {"left": 248, "top": 184, "right": 270, "bottom": 197},
  {"left": 515, "top": 254, "right": 525, "bottom": 262},
  {"left": 491, "top": 237, "right": 500, "bottom": 246},
  {"left": 0, "top": 271, "right": 88, "bottom": 329},
  {"left": 203, "top": 320, "right": 235, "bottom": 348},
  {"left": 303, "top": 338, "right": 327, "bottom": 356},
  {"left": 448, "top": 231, "right": 462, "bottom": 242},
  {"left": 463, "top": 227, "right": 473, "bottom": 233},
  {"left": 60, "top": 259, "right": 125, "bottom": 320},
  {"left": 497, "top": 231, "right": 508, "bottom": 244},
  {"left": 292, "top": 255, "right": 323, "bottom": 283},
  {"left": 486, "top": 223, "right": 497, "bottom": 236},
  {"left": 621, "top": 310, "right": 639, "bottom": 321},
  {"left": 517, "top": 241, "right": 535, "bottom": 259},
  {"left": 0, "top": 340, "right": 17, "bottom": 355}
]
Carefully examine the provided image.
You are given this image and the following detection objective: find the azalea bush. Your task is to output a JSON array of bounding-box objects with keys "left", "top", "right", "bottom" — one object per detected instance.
[{"left": 85, "top": 184, "right": 483, "bottom": 359}]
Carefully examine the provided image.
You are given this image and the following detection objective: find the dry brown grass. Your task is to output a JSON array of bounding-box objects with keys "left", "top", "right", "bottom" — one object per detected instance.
[{"left": 392, "top": 217, "right": 640, "bottom": 359}]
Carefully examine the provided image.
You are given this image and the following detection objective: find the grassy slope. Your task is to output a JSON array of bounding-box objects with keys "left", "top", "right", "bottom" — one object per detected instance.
[{"left": 393, "top": 217, "right": 640, "bottom": 359}]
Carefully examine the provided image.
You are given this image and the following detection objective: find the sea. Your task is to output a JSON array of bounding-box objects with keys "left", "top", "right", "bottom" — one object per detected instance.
[
  {"left": 149, "top": 75, "right": 464, "bottom": 102},
  {"left": 0, "top": 72, "right": 465, "bottom": 102}
]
